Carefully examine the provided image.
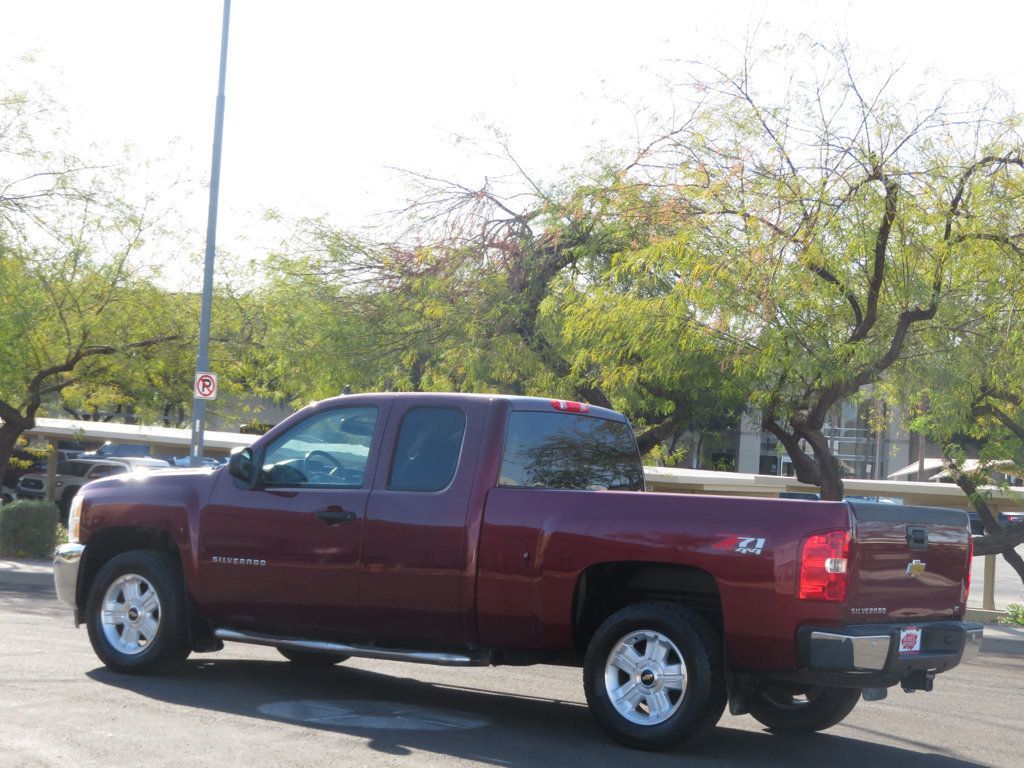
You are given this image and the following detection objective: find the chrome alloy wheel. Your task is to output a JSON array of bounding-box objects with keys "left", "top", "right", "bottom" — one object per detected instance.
[
  {"left": 604, "top": 629, "right": 688, "bottom": 725},
  {"left": 100, "top": 573, "right": 162, "bottom": 655}
]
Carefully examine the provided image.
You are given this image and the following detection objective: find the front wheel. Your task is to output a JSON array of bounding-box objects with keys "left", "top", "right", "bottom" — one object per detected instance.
[
  {"left": 746, "top": 680, "right": 860, "bottom": 732},
  {"left": 583, "top": 602, "right": 725, "bottom": 751},
  {"left": 85, "top": 550, "right": 191, "bottom": 674}
]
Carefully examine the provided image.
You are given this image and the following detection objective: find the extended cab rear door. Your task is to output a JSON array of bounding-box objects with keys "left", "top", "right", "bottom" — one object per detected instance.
[{"left": 361, "top": 396, "right": 489, "bottom": 645}]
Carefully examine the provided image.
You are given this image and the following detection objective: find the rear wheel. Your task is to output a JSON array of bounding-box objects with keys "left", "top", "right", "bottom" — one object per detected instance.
[
  {"left": 85, "top": 550, "right": 191, "bottom": 674},
  {"left": 277, "top": 648, "right": 349, "bottom": 666},
  {"left": 583, "top": 602, "right": 726, "bottom": 751},
  {"left": 747, "top": 680, "right": 860, "bottom": 731}
]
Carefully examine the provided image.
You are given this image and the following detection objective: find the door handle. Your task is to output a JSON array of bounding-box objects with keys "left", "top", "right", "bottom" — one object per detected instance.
[{"left": 315, "top": 506, "right": 357, "bottom": 525}]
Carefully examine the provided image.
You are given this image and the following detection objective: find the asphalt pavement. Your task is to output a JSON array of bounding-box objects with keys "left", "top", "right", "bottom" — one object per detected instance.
[{"left": 1, "top": 559, "right": 1022, "bottom": 768}]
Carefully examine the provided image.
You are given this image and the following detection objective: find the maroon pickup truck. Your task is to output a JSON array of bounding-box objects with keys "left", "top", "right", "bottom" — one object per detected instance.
[{"left": 53, "top": 392, "right": 981, "bottom": 751}]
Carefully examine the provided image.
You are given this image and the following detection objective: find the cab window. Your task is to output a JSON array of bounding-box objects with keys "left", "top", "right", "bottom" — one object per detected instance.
[
  {"left": 388, "top": 407, "right": 466, "bottom": 492},
  {"left": 261, "top": 406, "right": 378, "bottom": 488},
  {"left": 499, "top": 411, "right": 644, "bottom": 491}
]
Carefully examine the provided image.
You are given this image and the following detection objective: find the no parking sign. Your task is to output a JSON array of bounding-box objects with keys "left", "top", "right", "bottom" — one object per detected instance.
[{"left": 194, "top": 372, "right": 218, "bottom": 400}]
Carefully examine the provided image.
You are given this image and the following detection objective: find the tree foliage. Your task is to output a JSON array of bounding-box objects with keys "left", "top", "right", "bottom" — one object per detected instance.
[
  {"left": 577, "top": 40, "right": 1024, "bottom": 498},
  {"left": 885, "top": 274, "right": 1024, "bottom": 580},
  {"left": 0, "top": 85, "right": 186, "bottom": 470}
]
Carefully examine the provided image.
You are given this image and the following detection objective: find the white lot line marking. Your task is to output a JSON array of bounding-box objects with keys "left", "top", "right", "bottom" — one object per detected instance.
[{"left": 258, "top": 699, "right": 490, "bottom": 732}]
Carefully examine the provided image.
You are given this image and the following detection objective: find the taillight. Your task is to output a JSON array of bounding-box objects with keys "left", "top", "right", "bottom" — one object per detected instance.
[
  {"left": 962, "top": 534, "right": 974, "bottom": 605},
  {"left": 799, "top": 530, "right": 850, "bottom": 602},
  {"left": 550, "top": 399, "right": 590, "bottom": 413}
]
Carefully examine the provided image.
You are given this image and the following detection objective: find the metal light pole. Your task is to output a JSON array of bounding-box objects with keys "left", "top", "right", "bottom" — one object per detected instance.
[{"left": 189, "top": 0, "right": 232, "bottom": 466}]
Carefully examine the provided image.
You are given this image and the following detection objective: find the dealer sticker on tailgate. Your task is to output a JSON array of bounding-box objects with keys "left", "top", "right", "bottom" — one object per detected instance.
[{"left": 899, "top": 627, "right": 922, "bottom": 655}]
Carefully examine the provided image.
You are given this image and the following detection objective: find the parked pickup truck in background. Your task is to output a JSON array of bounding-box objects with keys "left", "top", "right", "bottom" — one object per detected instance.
[
  {"left": 19, "top": 457, "right": 170, "bottom": 522},
  {"left": 53, "top": 393, "right": 982, "bottom": 751}
]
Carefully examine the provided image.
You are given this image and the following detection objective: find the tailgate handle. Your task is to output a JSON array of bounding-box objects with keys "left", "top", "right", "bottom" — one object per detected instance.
[{"left": 906, "top": 527, "right": 928, "bottom": 551}]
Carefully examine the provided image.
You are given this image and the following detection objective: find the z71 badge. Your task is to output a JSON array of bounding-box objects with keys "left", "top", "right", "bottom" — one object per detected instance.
[{"left": 713, "top": 535, "right": 767, "bottom": 555}]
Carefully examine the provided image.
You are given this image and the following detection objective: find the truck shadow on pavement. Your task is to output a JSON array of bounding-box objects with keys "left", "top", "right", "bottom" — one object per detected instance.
[{"left": 87, "top": 659, "right": 988, "bottom": 768}]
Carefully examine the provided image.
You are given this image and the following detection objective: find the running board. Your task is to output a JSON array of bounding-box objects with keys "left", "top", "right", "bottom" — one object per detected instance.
[{"left": 213, "top": 628, "right": 491, "bottom": 667}]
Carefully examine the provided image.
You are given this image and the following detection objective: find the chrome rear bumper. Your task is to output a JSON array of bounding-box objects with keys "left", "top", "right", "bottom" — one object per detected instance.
[{"left": 803, "top": 621, "right": 984, "bottom": 674}]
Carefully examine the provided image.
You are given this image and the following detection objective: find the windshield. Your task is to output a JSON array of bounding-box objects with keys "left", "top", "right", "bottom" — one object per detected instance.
[{"left": 56, "top": 461, "right": 92, "bottom": 477}]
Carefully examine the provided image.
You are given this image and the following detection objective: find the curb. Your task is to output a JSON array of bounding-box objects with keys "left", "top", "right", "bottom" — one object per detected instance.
[
  {"left": 980, "top": 624, "right": 1024, "bottom": 655},
  {"left": 965, "top": 608, "right": 1007, "bottom": 623}
]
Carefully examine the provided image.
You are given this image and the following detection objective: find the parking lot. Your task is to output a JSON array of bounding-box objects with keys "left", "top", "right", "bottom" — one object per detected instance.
[{"left": 1, "top": 559, "right": 1022, "bottom": 768}]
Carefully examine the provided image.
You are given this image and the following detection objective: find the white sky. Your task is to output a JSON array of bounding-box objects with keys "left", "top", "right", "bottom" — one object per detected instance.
[{"left": 3, "top": 0, "right": 1023, "bottom": 284}]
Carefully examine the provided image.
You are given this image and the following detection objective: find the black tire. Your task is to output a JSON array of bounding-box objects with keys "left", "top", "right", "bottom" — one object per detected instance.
[
  {"left": 277, "top": 648, "right": 349, "bottom": 666},
  {"left": 583, "top": 602, "right": 726, "bottom": 751},
  {"left": 86, "top": 550, "right": 191, "bottom": 675},
  {"left": 747, "top": 680, "right": 860, "bottom": 732}
]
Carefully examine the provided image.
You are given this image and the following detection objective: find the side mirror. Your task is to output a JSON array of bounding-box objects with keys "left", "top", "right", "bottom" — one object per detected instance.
[{"left": 228, "top": 447, "right": 258, "bottom": 488}]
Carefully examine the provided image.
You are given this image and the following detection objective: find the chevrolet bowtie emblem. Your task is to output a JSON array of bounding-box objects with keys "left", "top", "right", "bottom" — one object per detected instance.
[{"left": 906, "top": 560, "right": 926, "bottom": 578}]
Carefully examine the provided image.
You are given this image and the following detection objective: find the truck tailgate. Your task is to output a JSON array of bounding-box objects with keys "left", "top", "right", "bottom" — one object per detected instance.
[{"left": 847, "top": 502, "right": 971, "bottom": 621}]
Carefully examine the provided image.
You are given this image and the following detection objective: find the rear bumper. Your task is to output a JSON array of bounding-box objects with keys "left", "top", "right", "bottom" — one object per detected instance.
[
  {"left": 799, "top": 621, "right": 983, "bottom": 677},
  {"left": 53, "top": 543, "right": 85, "bottom": 621}
]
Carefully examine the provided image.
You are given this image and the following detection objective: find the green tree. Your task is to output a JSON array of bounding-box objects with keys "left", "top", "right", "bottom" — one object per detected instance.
[
  {"left": 887, "top": 292, "right": 1024, "bottom": 584},
  {"left": 262, "top": 158, "right": 743, "bottom": 452},
  {"left": 588, "top": 40, "right": 1024, "bottom": 499},
  {"left": 0, "top": 87, "right": 184, "bottom": 474}
]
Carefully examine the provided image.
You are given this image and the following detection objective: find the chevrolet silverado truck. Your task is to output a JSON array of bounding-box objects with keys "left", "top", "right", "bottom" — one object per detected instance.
[{"left": 53, "top": 393, "right": 982, "bottom": 751}]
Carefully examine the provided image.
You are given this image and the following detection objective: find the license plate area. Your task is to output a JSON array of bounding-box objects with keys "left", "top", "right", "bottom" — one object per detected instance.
[{"left": 899, "top": 626, "right": 922, "bottom": 655}]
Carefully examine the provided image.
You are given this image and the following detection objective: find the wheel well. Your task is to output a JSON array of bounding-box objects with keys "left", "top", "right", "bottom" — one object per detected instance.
[
  {"left": 572, "top": 561, "right": 722, "bottom": 652},
  {"left": 77, "top": 527, "right": 181, "bottom": 611}
]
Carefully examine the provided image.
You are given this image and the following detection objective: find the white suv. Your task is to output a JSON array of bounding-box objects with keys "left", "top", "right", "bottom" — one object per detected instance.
[{"left": 17, "top": 459, "right": 134, "bottom": 519}]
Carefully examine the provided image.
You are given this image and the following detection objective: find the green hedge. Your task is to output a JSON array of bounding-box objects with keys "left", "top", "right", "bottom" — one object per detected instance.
[{"left": 0, "top": 500, "right": 59, "bottom": 559}]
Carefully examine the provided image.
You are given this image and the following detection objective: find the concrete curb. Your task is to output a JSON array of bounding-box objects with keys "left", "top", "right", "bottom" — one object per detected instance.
[
  {"left": 980, "top": 624, "right": 1024, "bottom": 655},
  {"left": 965, "top": 608, "right": 1007, "bottom": 623}
]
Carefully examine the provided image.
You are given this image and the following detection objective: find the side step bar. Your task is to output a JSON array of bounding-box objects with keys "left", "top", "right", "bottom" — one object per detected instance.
[{"left": 213, "top": 628, "right": 492, "bottom": 667}]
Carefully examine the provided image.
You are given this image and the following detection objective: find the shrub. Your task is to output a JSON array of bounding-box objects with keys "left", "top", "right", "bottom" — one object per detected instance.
[
  {"left": 1002, "top": 603, "right": 1024, "bottom": 627},
  {"left": 0, "top": 500, "right": 59, "bottom": 559}
]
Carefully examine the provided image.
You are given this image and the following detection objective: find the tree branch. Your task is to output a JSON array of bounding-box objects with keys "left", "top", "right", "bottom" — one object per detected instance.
[{"left": 848, "top": 177, "right": 899, "bottom": 343}]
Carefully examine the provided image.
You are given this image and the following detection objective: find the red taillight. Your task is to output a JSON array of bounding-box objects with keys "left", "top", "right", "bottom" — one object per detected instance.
[
  {"left": 962, "top": 534, "right": 974, "bottom": 605},
  {"left": 550, "top": 399, "right": 590, "bottom": 413},
  {"left": 799, "top": 530, "right": 850, "bottom": 602}
]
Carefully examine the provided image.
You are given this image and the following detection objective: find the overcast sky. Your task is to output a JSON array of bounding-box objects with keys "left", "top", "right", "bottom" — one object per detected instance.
[{"left": 3, "top": 0, "right": 1023, "bottom": 279}]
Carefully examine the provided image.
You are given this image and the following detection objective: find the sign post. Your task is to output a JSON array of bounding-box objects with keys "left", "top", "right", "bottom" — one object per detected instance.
[{"left": 188, "top": 0, "right": 232, "bottom": 466}]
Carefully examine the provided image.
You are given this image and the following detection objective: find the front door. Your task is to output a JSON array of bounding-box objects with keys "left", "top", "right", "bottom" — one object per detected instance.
[{"left": 198, "top": 400, "right": 389, "bottom": 634}]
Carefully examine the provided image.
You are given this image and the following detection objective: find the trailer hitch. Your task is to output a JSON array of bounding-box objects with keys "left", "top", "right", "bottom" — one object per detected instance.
[{"left": 901, "top": 670, "right": 935, "bottom": 692}]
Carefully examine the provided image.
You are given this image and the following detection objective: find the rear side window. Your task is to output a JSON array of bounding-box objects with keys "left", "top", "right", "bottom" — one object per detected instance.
[
  {"left": 388, "top": 407, "right": 466, "bottom": 492},
  {"left": 58, "top": 461, "right": 90, "bottom": 477},
  {"left": 499, "top": 412, "right": 644, "bottom": 491}
]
